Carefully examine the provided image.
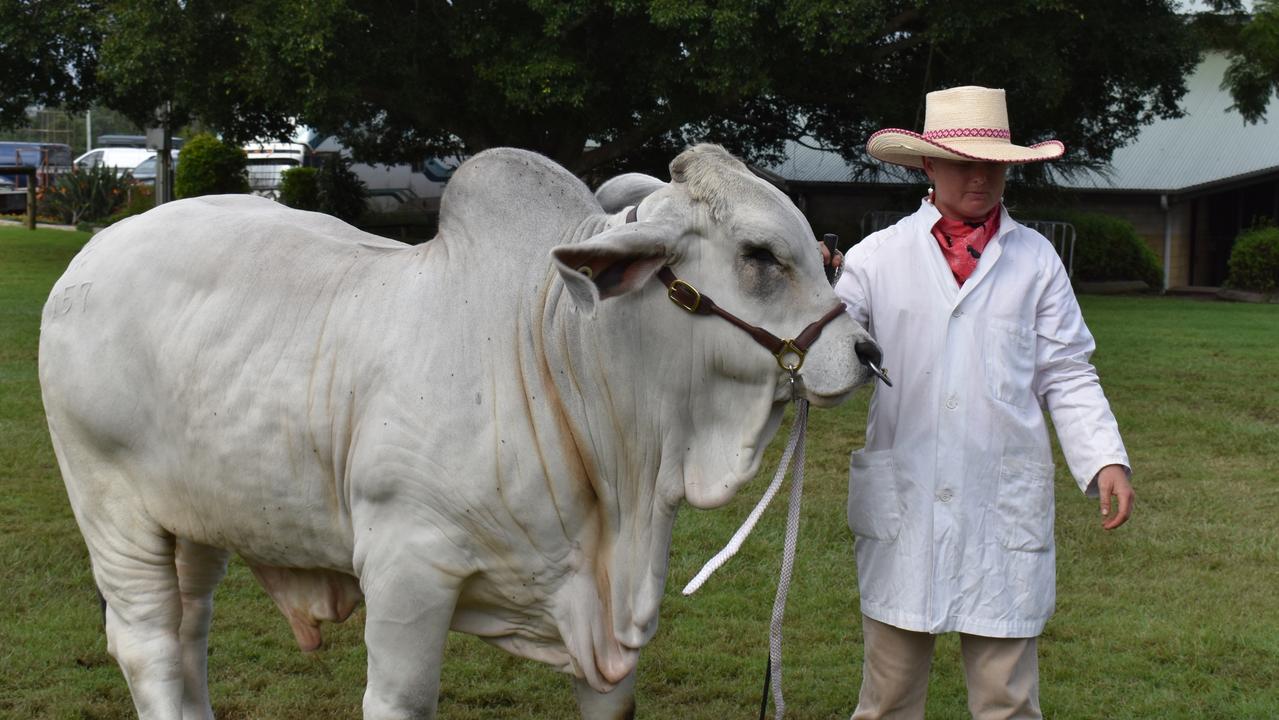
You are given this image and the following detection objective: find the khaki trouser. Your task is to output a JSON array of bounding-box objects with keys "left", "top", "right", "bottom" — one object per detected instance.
[{"left": 852, "top": 615, "right": 1042, "bottom": 720}]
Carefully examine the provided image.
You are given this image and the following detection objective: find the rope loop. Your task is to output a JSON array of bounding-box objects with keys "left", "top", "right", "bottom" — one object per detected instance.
[{"left": 682, "top": 398, "right": 811, "bottom": 720}]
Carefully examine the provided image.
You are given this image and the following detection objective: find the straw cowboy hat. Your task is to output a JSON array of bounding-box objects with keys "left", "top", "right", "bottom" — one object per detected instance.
[{"left": 867, "top": 86, "right": 1065, "bottom": 169}]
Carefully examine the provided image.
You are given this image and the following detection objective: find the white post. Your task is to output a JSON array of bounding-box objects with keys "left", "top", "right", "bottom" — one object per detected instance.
[{"left": 1160, "top": 194, "right": 1172, "bottom": 291}]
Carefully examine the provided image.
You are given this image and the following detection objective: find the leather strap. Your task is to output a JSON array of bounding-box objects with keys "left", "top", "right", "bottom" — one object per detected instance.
[
  {"left": 627, "top": 204, "right": 843, "bottom": 371},
  {"left": 656, "top": 267, "right": 844, "bottom": 371}
]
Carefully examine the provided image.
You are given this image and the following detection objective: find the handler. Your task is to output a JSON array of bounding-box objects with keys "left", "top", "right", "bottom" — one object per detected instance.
[{"left": 829, "top": 86, "right": 1135, "bottom": 719}]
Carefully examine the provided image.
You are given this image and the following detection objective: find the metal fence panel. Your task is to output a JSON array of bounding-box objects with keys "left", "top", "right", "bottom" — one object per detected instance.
[{"left": 859, "top": 211, "right": 1075, "bottom": 277}]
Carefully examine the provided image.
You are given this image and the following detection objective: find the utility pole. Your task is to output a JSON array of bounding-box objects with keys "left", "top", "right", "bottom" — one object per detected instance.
[{"left": 147, "top": 102, "right": 175, "bottom": 205}]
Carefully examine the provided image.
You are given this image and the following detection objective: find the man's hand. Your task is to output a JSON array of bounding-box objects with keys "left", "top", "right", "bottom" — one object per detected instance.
[
  {"left": 819, "top": 241, "right": 843, "bottom": 270},
  {"left": 1097, "top": 464, "right": 1134, "bottom": 530}
]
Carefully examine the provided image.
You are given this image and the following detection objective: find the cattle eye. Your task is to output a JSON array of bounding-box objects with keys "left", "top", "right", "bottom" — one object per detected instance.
[{"left": 744, "top": 246, "right": 780, "bottom": 266}]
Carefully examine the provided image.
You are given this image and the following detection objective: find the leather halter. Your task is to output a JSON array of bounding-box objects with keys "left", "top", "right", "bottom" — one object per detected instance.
[{"left": 626, "top": 206, "right": 846, "bottom": 372}]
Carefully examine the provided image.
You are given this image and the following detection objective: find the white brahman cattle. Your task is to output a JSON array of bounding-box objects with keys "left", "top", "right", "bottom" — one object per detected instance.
[{"left": 39, "top": 144, "right": 876, "bottom": 719}]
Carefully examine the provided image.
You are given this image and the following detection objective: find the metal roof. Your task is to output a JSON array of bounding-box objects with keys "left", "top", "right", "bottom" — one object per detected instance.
[
  {"left": 762, "top": 138, "right": 917, "bottom": 186},
  {"left": 1059, "top": 52, "right": 1279, "bottom": 194},
  {"left": 761, "top": 51, "right": 1279, "bottom": 195}
]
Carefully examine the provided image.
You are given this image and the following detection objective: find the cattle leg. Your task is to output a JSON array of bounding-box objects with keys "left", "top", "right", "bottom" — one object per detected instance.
[
  {"left": 573, "top": 670, "right": 637, "bottom": 720},
  {"left": 92, "top": 526, "right": 185, "bottom": 719},
  {"left": 175, "top": 538, "right": 231, "bottom": 720},
  {"left": 359, "top": 549, "right": 462, "bottom": 719}
]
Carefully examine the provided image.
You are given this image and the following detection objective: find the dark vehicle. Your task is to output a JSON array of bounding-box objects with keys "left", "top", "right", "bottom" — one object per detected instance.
[
  {"left": 96, "top": 134, "right": 184, "bottom": 149},
  {"left": 1, "top": 142, "right": 72, "bottom": 212},
  {"left": 0, "top": 174, "right": 15, "bottom": 213},
  {"left": 0, "top": 141, "right": 73, "bottom": 188},
  {"left": 130, "top": 152, "right": 179, "bottom": 185}
]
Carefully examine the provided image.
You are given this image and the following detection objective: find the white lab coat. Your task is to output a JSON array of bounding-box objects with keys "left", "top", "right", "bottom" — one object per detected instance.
[{"left": 834, "top": 200, "right": 1129, "bottom": 638}]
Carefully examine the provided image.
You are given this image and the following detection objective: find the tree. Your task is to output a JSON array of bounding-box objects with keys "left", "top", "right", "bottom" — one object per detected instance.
[
  {"left": 0, "top": 0, "right": 99, "bottom": 129},
  {"left": 313, "top": 154, "right": 367, "bottom": 223},
  {"left": 3, "top": 1, "right": 294, "bottom": 141},
  {"left": 233, "top": 0, "right": 1201, "bottom": 178},
  {"left": 6, "top": 1, "right": 1205, "bottom": 182},
  {"left": 1222, "top": 0, "right": 1279, "bottom": 123},
  {"left": 93, "top": 0, "right": 298, "bottom": 142}
]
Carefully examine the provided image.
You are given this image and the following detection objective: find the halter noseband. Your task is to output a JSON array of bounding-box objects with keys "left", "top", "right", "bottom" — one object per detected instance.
[{"left": 656, "top": 267, "right": 846, "bottom": 372}]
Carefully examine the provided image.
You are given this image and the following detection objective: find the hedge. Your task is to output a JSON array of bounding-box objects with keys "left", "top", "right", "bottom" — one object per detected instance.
[
  {"left": 278, "top": 166, "right": 320, "bottom": 212},
  {"left": 1225, "top": 224, "right": 1279, "bottom": 293},
  {"left": 175, "top": 134, "right": 249, "bottom": 198},
  {"left": 1027, "top": 209, "right": 1162, "bottom": 289}
]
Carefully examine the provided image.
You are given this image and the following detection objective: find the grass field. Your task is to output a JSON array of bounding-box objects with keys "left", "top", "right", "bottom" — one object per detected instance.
[{"left": 2, "top": 225, "right": 1276, "bottom": 719}]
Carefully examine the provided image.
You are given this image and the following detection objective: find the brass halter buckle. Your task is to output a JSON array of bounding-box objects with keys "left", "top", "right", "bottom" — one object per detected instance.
[
  {"left": 667, "top": 279, "right": 702, "bottom": 313},
  {"left": 775, "top": 339, "right": 805, "bottom": 372}
]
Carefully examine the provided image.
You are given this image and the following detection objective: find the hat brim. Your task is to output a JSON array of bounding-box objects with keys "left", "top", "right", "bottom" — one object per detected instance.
[{"left": 867, "top": 129, "right": 1064, "bottom": 169}]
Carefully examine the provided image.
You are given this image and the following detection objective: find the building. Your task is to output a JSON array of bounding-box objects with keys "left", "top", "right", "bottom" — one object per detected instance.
[{"left": 1054, "top": 51, "right": 1279, "bottom": 288}]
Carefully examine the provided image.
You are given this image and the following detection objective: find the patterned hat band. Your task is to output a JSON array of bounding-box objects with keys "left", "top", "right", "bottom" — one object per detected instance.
[{"left": 921, "top": 128, "right": 1012, "bottom": 141}]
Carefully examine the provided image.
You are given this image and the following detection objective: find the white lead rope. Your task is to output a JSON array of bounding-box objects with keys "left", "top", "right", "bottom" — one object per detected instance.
[
  {"left": 767, "top": 397, "right": 807, "bottom": 720},
  {"left": 682, "top": 396, "right": 811, "bottom": 720}
]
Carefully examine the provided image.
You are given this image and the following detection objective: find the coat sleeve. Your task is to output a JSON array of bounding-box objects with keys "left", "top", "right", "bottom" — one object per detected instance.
[
  {"left": 834, "top": 238, "right": 875, "bottom": 329},
  {"left": 1032, "top": 256, "right": 1131, "bottom": 496}
]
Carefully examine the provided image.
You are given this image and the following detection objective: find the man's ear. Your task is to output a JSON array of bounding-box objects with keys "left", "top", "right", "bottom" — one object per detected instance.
[{"left": 551, "top": 223, "right": 670, "bottom": 312}]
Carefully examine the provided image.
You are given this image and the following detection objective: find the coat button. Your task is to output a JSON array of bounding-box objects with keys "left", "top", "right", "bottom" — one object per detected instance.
[
  {"left": 951, "top": 309, "right": 963, "bottom": 318},
  {"left": 937, "top": 489, "right": 953, "bottom": 503},
  {"left": 945, "top": 394, "right": 959, "bottom": 410}
]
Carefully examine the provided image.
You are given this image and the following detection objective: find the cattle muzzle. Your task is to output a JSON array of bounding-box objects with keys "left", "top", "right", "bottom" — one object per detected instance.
[{"left": 655, "top": 267, "right": 844, "bottom": 374}]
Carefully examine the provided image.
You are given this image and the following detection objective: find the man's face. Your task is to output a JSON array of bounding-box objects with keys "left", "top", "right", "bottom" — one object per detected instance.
[{"left": 922, "top": 157, "right": 1007, "bottom": 222}]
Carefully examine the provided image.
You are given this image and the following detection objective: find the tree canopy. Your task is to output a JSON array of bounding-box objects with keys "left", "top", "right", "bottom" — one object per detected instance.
[
  {"left": 0, "top": 0, "right": 98, "bottom": 128},
  {"left": 244, "top": 0, "right": 1203, "bottom": 178},
  {"left": 92, "top": 0, "right": 298, "bottom": 142},
  {"left": 6, "top": 1, "right": 1206, "bottom": 179},
  {"left": 1222, "top": 0, "right": 1279, "bottom": 123}
]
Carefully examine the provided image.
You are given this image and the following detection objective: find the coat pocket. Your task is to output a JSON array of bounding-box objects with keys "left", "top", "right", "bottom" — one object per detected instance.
[
  {"left": 982, "top": 319, "right": 1036, "bottom": 406},
  {"left": 995, "top": 454, "right": 1056, "bottom": 552},
  {"left": 847, "top": 449, "right": 902, "bottom": 542}
]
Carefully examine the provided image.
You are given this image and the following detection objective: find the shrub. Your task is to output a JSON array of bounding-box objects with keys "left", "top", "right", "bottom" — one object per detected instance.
[
  {"left": 103, "top": 184, "right": 156, "bottom": 226},
  {"left": 1225, "top": 224, "right": 1279, "bottom": 293},
  {"left": 315, "top": 154, "right": 367, "bottom": 223},
  {"left": 278, "top": 166, "right": 320, "bottom": 211},
  {"left": 175, "top": 133, "right": 249, "bottom": 198},
  {"left": 1030, "top": 210, "right": 1162, "bottom": 289},
  {"left": 37, "top": 165, "right": 132, "bottom": 226}
]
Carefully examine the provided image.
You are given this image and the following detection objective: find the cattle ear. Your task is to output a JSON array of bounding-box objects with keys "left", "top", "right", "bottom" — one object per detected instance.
[{"left": 551, "top": 224, "right": 669, "bottom": 310}]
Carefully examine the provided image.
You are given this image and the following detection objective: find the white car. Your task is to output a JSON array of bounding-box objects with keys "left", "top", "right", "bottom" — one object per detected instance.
[{"left": 74, "top": 148, "right": 155, "bottom": 176}]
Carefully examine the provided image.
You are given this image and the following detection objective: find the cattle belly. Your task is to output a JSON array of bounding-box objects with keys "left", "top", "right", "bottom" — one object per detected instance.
[{"left": 249, "top": 565, "right": 364, "bottom": 651}]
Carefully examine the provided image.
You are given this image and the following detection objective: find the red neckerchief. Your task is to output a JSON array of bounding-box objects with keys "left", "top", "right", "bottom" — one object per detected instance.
[{"left": 930, "top": 204, "right": 1001, "bottom": 286}]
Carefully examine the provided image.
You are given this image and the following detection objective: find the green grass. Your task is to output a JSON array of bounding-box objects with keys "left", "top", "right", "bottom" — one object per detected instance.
[{"left": 2, "top": 225, "right": 1276, "bottom": 718}]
